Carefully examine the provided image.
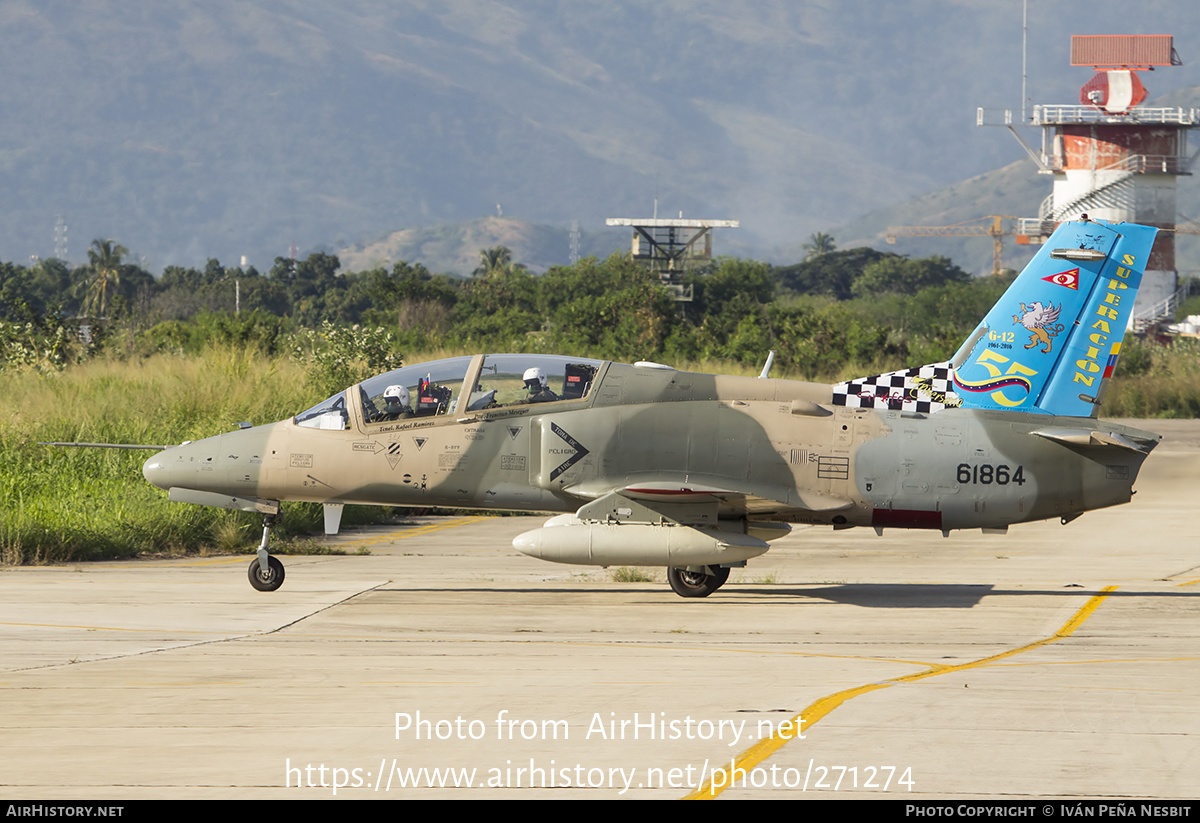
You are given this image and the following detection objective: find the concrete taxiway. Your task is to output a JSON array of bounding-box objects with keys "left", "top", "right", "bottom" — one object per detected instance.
[{"left": 1, "top": 420, "right": 1198, "bottom": 799}]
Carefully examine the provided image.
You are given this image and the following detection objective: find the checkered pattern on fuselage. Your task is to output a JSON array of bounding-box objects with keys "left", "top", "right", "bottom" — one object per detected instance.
[{"left": 831, "top": 364, "right": 961, "bottom": 413}]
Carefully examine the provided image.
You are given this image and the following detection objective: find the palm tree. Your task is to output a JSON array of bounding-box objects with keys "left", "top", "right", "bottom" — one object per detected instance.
[
  {"left": 802, "top": 232, "right": 837, "bottom": 260},
  {"left": 79, "top": 238, "right": 128, "bottom": 318},
  {"left": 473, "top": 245, "right": 514, "bottom": 278}
]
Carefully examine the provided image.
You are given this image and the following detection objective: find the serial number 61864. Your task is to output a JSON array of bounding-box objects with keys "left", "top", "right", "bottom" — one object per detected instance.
[{"left": 956, "top": 463, "right": 1026, "bottom": 485}]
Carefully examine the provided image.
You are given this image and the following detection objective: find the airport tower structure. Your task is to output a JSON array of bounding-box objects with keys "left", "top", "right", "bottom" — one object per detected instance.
[
  {"left": 1007, "top": 35, "right": 1198, "bottom": 327},
  {"left": 606, "top": 217, "right": 738, "bottom": 303}
]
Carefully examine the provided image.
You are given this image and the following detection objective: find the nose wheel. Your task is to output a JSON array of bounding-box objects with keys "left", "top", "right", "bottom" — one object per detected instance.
[
  {"left": 248, "top": 514, "right": 285, "bottom": 592},
  {"left": 248, "top": 555, "right": 285, "bottom": 592}
]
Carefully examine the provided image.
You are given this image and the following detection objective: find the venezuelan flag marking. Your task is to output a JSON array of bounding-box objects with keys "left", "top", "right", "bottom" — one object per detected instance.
[{"left": 1103, "top": 342, "right": 1122, "bottom": 379}]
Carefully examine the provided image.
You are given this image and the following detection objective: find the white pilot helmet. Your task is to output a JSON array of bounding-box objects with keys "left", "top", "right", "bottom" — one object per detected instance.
[
  {"left": 522, "top": 367, "right": 547, "bottom": 390},
  {"left": 383, "top": 384, "right": 410, "bottom": 407}
]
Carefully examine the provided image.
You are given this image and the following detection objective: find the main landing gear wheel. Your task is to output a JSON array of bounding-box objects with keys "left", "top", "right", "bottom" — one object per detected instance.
[
  {"left": 248, "top": 555, "right": 285, "bottom": 592},
  {"left": 667, "top": 565, "right": 730, "bottom": 598}
]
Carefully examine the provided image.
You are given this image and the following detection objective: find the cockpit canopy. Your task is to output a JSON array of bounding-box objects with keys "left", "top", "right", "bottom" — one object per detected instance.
[{"left": 294, "top": 354, "right": 604, "bottom": 430}]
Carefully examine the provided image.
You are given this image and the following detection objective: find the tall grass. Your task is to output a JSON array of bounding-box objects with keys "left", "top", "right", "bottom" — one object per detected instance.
[
  {"left": 0, "top": 347, "right": 320, "bottom": 564},
  {"left": 1101, "top": 337, "right": 1200, "bottom": 418}
]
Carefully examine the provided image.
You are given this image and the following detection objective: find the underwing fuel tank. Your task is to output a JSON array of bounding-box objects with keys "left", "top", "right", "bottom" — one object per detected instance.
[{"left": 512, "top": 514, "right": 771, "bottom": 567}]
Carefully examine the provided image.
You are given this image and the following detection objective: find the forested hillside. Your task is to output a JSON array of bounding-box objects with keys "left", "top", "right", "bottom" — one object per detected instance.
[{"left": 3, "top": 1, "right": 1198, "bottom": 271}]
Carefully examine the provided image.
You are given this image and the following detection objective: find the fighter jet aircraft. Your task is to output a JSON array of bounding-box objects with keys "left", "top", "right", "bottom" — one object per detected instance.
[{"left": 137, "top": 218, "right": 1161, "bottom": 597}]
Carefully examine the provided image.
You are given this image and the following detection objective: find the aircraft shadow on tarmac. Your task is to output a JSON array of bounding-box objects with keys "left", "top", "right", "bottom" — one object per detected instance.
[
  {"left": 364, "top": 583, "right": 1200, "bottom": 609},
  {"left": 775, "top": 584, "right": 1200, "bottom": 608},
  {"left": 365, "top": 582, "right": 995, "bottom": 608}
]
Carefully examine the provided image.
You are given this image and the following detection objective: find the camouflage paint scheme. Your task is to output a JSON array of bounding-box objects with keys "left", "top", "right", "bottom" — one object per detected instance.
[{"left": 142, "top": 219, "right": 1161, "bottom": 597}]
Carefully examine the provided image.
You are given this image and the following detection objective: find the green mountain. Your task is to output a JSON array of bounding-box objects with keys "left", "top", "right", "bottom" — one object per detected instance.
[
  {"left": 339, "top": 217, "right": 619, "bottom": 276},
  {"left": 1, "top": 1, "right": 1198, "bottom": 271}
]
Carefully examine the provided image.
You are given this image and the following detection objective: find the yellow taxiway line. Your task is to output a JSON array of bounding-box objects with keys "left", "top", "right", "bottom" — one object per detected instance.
[
  {"left": 339, "top": 517, "right": 487, "bottom": 549},
  {"left": 685, "top": 585, "right": 1117, "bottom": 799}
]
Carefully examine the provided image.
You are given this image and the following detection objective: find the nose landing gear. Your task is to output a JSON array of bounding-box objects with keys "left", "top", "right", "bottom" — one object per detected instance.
[{"left": 248, "top": 514, "right": 285, "bottom": 592}]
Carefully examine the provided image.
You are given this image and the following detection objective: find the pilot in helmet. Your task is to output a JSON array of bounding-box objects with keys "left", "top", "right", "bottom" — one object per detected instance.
[
  {"left": 382, "top": 384, "right": 414, "bottom": 420},
  {"left": 518, "top": 366, "right": 559, "bottom": 404}
]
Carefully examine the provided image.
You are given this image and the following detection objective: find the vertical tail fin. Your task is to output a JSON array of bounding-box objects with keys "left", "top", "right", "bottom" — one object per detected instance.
[
  {"left": 831, "top": 219, "right": 1158, "bottom": 417},
  {"left": 950, "top": 219, "right": 1158, "bottom": 417}
]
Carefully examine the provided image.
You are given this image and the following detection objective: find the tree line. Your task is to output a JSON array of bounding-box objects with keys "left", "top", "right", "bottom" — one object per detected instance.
[{"left": 0, "top": 236, "right": 1008, "bottom": 381}]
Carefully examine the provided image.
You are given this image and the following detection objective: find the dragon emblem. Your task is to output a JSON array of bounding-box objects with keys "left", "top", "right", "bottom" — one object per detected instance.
[{"left": 1013, "top": 301, "right": 1064, "bottom": 354}]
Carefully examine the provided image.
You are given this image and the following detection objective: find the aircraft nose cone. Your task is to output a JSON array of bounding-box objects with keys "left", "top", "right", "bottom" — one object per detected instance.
[{"left": 142, "top": 451, "right": 171, "bottom": 490}]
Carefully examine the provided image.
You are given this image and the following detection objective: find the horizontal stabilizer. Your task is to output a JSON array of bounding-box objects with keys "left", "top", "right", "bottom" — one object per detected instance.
[{"left": 1030, "top": 428, "right": 1160, "bottom": 454}]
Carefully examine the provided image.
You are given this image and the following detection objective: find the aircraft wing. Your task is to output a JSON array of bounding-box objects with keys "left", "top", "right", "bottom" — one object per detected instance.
[
  {"left": 522, "top": 483, "right": 804, "bottom": 559},
  {"left": 619, "top": 482, "right": 851, "bottom": 514},
  {"left": 565, "top": 478, "right": 851, "bottom": 527}
]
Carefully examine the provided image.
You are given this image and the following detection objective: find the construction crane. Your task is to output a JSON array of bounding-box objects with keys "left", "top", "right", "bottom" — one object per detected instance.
[
  {"left": 885, "top": 215, "right": 1017, "bottom": 275},
  {"left": 1173, "top": 214, "right": 1200, "bottom": 236}
]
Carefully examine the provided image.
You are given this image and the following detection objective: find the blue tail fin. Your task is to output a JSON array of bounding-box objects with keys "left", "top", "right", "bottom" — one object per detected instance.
[
  {"left": 831, "top": 219, "right": 1158, "bottom": 418},
  {"left": 950, "top": 219, "right": 1157, "bottom": 417}
]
